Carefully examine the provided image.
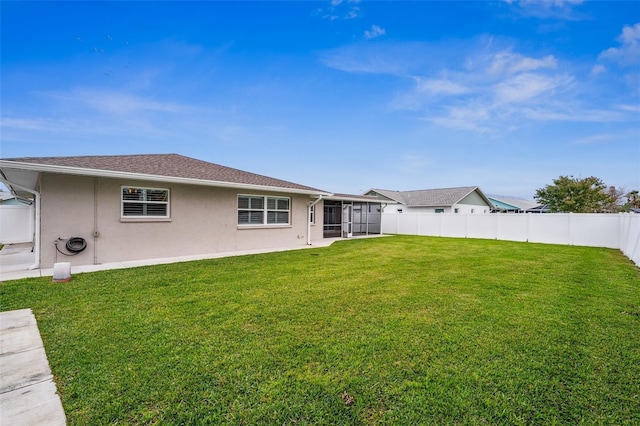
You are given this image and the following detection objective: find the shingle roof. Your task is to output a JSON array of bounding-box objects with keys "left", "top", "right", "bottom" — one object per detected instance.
[
  {"left": 1, "top": 154, "right": 329, "bottom": 194},
  {"left": 369, "top": 186, "right": 483, "bottom": 206}
]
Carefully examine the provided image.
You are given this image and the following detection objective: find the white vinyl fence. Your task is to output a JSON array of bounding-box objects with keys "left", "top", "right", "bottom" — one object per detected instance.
[
  {"left": 0, "top": 204, "right": 34, "bottom": 244},
  {"left": 382, "top": 213, "right": 640, "bottom": 266}
]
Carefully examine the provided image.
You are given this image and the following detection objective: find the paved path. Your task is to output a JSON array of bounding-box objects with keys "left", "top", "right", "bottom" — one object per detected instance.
[{"left": 0, "top": 309, "right": 66, "bottom": 425}]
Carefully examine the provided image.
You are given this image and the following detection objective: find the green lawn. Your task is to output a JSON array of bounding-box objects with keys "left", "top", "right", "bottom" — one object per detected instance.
[{"left": 2, "top": 236, "right": 639, "bottom": 425}]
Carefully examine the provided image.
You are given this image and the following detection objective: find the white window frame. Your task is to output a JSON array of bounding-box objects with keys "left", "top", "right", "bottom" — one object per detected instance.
[
  {"left": 121, "top": 186, "right": 170, "bottom": 219},
  {"left": 238, "top": 194, "right": 290, "bottom": 226},
  {"left": 309, "top": 203, "right": 315, "bottom": 224}
]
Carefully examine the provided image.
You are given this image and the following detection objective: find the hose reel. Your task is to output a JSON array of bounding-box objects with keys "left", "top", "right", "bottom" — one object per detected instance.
[{"left": 55, "top": 237, "right": 87, "bottom": 256}]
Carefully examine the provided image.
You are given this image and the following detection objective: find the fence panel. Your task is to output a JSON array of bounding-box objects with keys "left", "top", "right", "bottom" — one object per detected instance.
[
  {"left": 570, "top": 214, "right": 620, "bottom": 248},
  {"left": 381, "top": 212, "right": 639, "bottom": 266},
  {"left": 418, "top": 214, "right": 440, "bottom": 236},
  {"left": 441, "top": 215, "right": 466, "bottom": 238},
  {"left": 0, "top": 204, "right": 34, "bottom": 244},
  {"left": 468, "top": 214, "right": 498, "bottom": 240},
  {"left": 495, "top": 214, "right": 529, "bottom": 242},
  {"left": 527, "top": 214, "right": 570, "bottom": 245},
  {"left": 621, "top": 214, "right": 640, "bottom": 266}
]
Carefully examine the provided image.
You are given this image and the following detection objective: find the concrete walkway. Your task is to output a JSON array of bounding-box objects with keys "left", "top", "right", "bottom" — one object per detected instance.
[{"left": 0, "top": 309, "right": 66, "bottom": 425}]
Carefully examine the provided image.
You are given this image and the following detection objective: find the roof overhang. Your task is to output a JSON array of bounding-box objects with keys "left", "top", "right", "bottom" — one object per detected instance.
[
  {"left": 0, "top": 160, "right": 333, "bottom": 197},
  {"left": 325, "top": 194, "right": 394, "bottom": 203}
]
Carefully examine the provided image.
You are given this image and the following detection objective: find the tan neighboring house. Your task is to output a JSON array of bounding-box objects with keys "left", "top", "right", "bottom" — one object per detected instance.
[
  {"left": 365, "top": 187, "right": 493, "bottom": 214},
  {"left": 0, "top": 154, "right": 333, "bottom": 270}
]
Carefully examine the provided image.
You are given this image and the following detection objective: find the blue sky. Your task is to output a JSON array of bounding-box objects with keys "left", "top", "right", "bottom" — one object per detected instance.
[{"left": 1, "top": 1, "right": 639, "bottom": 199}]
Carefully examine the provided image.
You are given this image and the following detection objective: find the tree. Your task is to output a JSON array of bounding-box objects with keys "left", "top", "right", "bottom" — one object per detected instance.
[
  {"left": 534, "top": 175, "right": 616, "bottom": 213},
  {"left": 626, "top": 190, "right": 640, "bottom": 210},
  {"left": 603, "top": 185, "right": 626, "bottom": 212}
]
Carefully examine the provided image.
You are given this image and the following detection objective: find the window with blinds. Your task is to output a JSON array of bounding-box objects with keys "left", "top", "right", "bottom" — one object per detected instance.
[
  {"left": 122, "top": 186, "right": 170, "bottom": 218},
  {"left": 238, "top": 195, "right": 290, "bottom": 225}
]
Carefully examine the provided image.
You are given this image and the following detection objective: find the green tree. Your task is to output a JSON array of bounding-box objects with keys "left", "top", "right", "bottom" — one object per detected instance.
[
  {"left": 534, "top": 175, "right": 616, "bottom": 213},
  {"left": 626, "top": 190, "right": 640, "bottom": 209}
]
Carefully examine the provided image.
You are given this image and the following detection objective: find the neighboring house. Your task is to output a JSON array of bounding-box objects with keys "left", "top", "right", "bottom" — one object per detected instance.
[
  {"left": 488, "top": 195, "right": 538, "bottom": 213},
  {"left": 0, "top": 154, "right": 335, "bottom": 270},
  {"left": 365, "top": 186, "right": 493, "bottom": 214},
  {"left": 0, "top": 191, "right": 32, "bottom": 205},
  {"left": 526, "top": 205, "right": 550, "bottom": 213}
]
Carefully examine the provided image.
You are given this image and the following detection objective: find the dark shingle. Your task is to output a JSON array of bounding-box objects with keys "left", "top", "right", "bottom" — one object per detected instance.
[{"left": 3, "top": 154, "right": 327, "bottom": 193}]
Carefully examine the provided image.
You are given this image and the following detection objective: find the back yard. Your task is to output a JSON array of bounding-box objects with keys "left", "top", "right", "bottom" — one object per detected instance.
[{"left": 1, "top": 236, "right": 639, "bottom": 425}]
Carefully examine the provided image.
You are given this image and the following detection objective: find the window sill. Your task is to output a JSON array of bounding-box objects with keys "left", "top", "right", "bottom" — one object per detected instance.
[
  {"left": 120, "top": 217, "right": 172, "bottom": 223},
  {"left": 237, "top": 224, "right": 292, "bottom": 230}
]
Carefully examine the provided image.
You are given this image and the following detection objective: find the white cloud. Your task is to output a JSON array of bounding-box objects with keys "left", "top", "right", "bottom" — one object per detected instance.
[
  {"left": 493, "top": 73, "right": 570, "bottom": 104},
  {"left": 488, "top": 51, "right": 557, "bottom": 75},
  {"left": 590, "top": 64, "right": 606, "bottom": 76},
  {"left": 573, "top": 133, "right": 618, "bottom": 145},
  {"left": 617, "top": 103, "right": 640, "bottom": 113},
  {"left": 506, "top": 0, "right": 586, "bottom": 20},
  {"left": 322, "top": 35, "right": 636, "bottom": 134},
  {"left": 428, "top": 105, "right": 492, "bottom": 133},
  {"left": 619, "top": 22, "right": 640, "bottom": 44},
  {"left": 318, "top": 0, "right": 361, "bottom": 21},
  {"left": 319, "top": 43, "right": 419, "bottom": 75},
  {"left": 415, "top": 78, "right": 469, "bottom": 95},
  {"left": 599, "top": 23, "right": 640, "bottom": 66},
  {"left": 40, "top": 88, "right": 197, "bottom": 116},
  {"left": 364, "top": 25, "right": 386, "bottom": 40},
  {"left": 419, "top": 50, "right": 573, "bottom": 131}
]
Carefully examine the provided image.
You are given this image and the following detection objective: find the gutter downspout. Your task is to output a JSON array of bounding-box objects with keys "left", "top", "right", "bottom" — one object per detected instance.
[
  {"left": 0, "top": 179, "right": 41, "bottom": 270},
  {"left": 308, "top": 195, "right": 325, "bottom": 245}
]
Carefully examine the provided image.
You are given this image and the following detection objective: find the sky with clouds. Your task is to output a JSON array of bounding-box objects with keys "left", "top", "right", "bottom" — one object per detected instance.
[{"left": 1, "top": 0, "right": 639, "bottom": 199}]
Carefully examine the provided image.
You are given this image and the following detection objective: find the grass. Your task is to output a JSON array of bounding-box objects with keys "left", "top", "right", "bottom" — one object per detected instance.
[{"left": 1, "top": 235, "right": 639, "bottom": 425}]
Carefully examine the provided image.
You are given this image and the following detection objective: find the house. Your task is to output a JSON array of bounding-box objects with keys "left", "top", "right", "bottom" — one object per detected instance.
[
  {"left": 0, "top": 154, "right": 337, "bottom": 270},
  {"left": 365, "top": 186, "right": 493, "bottom": 214},
  {"left": 487, "top": 195, "right": 538, "bottom": 213},
  {"left": 526, "top": 205, "right": 550, "bottom": 213}
]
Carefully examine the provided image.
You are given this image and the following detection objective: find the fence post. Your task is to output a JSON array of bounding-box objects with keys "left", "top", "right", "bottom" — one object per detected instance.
[{"left": 568, "top": 213, "right": 573, "bottom": 246}]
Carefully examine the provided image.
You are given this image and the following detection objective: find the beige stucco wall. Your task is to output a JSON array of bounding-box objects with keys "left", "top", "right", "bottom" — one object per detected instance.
[{"left": 39, "top": 173, "right": 324, "bottom": 268}]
